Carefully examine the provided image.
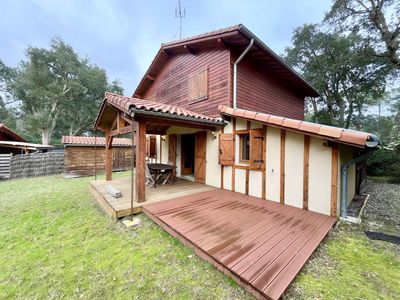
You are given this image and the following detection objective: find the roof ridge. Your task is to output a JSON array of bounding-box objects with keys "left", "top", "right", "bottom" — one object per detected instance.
[{"left": 161, "top": 24, "right": 241, "bottom": 47}]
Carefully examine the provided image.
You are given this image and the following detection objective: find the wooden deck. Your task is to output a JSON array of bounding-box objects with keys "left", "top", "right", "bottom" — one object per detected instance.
[
  {"left": 142, "top": 189, "right": 336, "bottom": 300},
  {"left": 90, "top": 177, "right": 215, "bottom": 219}
]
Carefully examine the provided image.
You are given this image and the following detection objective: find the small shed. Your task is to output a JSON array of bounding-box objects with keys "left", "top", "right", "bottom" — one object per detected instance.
[{"left": 61, "top": 136, "right": 133, "bottom": 177}]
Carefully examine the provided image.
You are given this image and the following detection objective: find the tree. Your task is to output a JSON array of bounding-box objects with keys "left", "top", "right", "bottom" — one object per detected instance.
[
  {"left": 285, "top": 24, "right": 390, "bottom": 128},
  {"left": 11, "top": 38, "right": 123, "bottom": 145},
  {"left": 326, "top": 0, "right": 400, "bottom": 69}
]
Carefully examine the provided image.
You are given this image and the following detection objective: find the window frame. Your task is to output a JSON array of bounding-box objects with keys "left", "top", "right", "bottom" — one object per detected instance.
[{"left": 237, "top": 131, "right": 250, "bottom": 164}]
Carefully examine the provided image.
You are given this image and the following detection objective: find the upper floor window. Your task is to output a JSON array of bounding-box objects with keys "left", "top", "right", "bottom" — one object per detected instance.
[{"left": 188, "top": 68, "right": 208, "bottom": 103}]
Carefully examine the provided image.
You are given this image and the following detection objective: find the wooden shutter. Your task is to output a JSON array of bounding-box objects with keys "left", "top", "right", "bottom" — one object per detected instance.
[
  {"left": 194, "top": 131, "right": 207, "bottom": 184},
  {"left": 168, "top": 134, "right": 177, "bottom": 166},
  {"left": 250, "top": 128, "right": 265, "bottom": 169},
  {"left": 149, "top": 136, "right": 157, "bottom": 158},
  {"left": 146, "top": 136, "right": 150, "bottom": 157},
  {"left": 219, "top": 133, "right": 234, "bottom": 165},
  {"left": 188, "top": 69, "right": 208, "bottom": 103}
]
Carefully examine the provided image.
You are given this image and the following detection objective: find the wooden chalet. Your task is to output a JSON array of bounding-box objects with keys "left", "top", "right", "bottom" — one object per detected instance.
[{"left": 91, "top": 24, "right": 379, "bottom": 299}]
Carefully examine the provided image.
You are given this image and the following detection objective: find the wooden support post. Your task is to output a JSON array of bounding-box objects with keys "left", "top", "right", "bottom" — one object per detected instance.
[
  {"left": 135, "top": 121, "right": 146, "bottom": 203},
  {"left": 231, "top": 118, "right": 236, "bottom": 192},
  {"left": 105, "top": 131, "right": 113, "bottom": 181},
  {"left": 303, "top": 135, "right": 310, "bottom": 210},
  {"left": 262, "top": 125, "right": 267, "bottom": 199},
  {"left": 280, "top": 129, "right": 286, "bottom": 204},
  {"left": 331, "top": 143, "right": 339, "bottom": 217}
]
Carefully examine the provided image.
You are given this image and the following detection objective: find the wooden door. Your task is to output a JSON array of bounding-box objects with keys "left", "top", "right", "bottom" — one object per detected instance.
[
  {"left": 181, "top": 134, "right": 195, "bottom": 175},
  {"left": 194, "top": 131, "right": 207, "bottom": 184},
  {"left": 113, "top": 149, "right": 125, "bottom": 171},
  {"left": 168, "top": 134, "right": 177, "bottom": 175}
]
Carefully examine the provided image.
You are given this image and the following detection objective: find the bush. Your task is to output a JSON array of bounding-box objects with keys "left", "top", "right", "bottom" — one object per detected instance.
[{"left": 367, "top": 149, "right": 400, "bottom": 183}]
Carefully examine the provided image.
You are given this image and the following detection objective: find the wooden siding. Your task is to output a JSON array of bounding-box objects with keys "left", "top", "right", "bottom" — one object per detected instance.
[
  {"left": 234, "top": 54, "right": 305, "bottom": 120},
  {"left": 64, "top": 146, "right": 132, "bottom": 176},
  {"left": 142, "top": 45, "right": 230, "bottom": 117}
]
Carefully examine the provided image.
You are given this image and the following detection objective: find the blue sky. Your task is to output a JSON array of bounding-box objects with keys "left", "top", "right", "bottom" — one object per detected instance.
[{"left": 0, "top": 0, "right": 332, "bottom": 95}]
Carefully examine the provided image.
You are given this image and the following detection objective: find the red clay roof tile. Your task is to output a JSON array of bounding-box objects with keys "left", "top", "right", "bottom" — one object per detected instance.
[
  {"left": 218, "top": 105, "right": 375, "bottom": 147},
  {"left": 96, "top": 93, "right": 224, "bottom": 127},
  {"left": 61, "top": 136, "right": 132, "bottom": 147},
  {"left": 282, "top": 119, "right": 301, "bottom": 129}
]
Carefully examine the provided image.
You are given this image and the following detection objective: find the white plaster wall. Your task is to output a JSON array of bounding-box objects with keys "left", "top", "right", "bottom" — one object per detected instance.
[
  {"left": 284, "top": 132, "right": 304, "bottom": 208},
  {"left": 266, "top": 127, "right": 281, "bottom": 202},
  {"left": 249, "top": 170, "right": 262, "bottom": 198},
  {"left": 308, "top": 137, "right": 332, "bottom": 215},
  {"left": 223, "top": 166, "right": 232, "bottom": 190},
  {"left": 236, "top": 118, "right": 247, "bottom": 130},
  {"left": 206, "top": 130, "right": 221, "bottom": 188},
  {"left": 235, "top": 168, "right": 246, "bottom": 194},
  {"left": 250, "top": 121, "right": 263, "bottom": 129}
]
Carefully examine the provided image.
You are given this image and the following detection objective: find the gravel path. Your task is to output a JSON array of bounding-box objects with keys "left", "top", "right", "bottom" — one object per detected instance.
[{"left": 362, "top": 179, "right": 400, "bottom": 225}]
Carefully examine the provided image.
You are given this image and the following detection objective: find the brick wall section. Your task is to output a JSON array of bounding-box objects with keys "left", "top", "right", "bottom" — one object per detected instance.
[{"left": 10, "top": 152, "right": 64, "bottom": 179}]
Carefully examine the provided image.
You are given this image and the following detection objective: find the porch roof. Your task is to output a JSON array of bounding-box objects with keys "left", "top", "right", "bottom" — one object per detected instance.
[
  {"left": 94, "top": 92, "right": 225, "bottom": 131},
  {"left": 219, "top": 105, "right": 380, "bottom": 149}
]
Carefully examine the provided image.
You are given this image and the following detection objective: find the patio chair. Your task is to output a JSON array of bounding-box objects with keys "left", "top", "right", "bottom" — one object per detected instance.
[{"left": 145, "top": 164, "right": 155, "bottom": 188}]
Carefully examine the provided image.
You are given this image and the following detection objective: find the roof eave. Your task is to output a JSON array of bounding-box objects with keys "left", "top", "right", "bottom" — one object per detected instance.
[{"left": 236, "top": 24, "right": 320, "bottom": 97}]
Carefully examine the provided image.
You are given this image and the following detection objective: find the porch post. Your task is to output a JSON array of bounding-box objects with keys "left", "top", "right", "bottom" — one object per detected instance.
[
  {"left": 135, "top": 121, "right": 146, "bottom": 202},
  {"left": 105, "top": 131, "right": 113, "bottom": 181}
]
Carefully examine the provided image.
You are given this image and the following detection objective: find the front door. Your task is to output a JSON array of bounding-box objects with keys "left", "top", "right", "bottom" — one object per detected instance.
[
  {"left": 181, "top": 134, "right": 195, "bottom": 175},
  {"left": 194, "top": 131, "right": 207, "bottom": 184}
]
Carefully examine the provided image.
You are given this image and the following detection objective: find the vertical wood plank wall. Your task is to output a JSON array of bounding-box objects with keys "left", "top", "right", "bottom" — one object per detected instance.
[{"left": 142, "top": 46, "right": 230, "bottom": 118}]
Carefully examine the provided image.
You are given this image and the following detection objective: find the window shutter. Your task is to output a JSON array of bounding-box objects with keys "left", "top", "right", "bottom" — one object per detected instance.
[
  {"left": 219, "top": 133, "right": 234, "bottom": 165},
  {"left": 146, "top": 136, "right": 150, "bottom": 157},
  {"left": 188, "top": 69, "right": 208, "bottom": 103},
  {"left": 250, "top": 128, "right": 265, "bottom": 169},
  {"left": 168, "top": 134, "right": 177, "bottom": 165},
  {"left": 149, "top": 136, "right": 157, "bottom": 158}
]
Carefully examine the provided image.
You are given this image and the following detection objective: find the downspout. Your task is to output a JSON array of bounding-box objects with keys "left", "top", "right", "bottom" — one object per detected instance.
[
  {"left": 340, "top": 134, "right": 380, "bottom": 218},
  {"left": 233, "top": 38, "right": 254, "bottom": 109}
]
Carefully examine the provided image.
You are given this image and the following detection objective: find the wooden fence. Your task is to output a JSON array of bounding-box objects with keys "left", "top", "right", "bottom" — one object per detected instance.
[
  {"left": 0, "top": 154, "right": 12, "bottom": 178},
  {"left": 10, "top": 152, "right": 64, "bottom": 179}
]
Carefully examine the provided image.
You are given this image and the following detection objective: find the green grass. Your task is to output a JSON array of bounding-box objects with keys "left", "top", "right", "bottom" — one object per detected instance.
[
  {"left": 1, "top": 174, "right": 399, "bottom": 300},
  {"left": 286, "top": 223, "right": 400, "bottom": 299},
  {"left": 0, "top": 174, "right": 252, "bottom": 300}
]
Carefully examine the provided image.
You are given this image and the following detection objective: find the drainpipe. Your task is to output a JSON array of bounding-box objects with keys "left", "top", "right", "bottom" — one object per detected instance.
[
  {"left": 340, "top": 134, "right": 380, "bottom": 218},
  {"left": 233, "top": 38, "right": 254, "bottom": 109}
]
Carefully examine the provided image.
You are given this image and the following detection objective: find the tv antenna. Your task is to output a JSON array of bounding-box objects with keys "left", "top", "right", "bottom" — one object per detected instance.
[{"left": 175, "top": 0, "right": 185, "bottom": 39}]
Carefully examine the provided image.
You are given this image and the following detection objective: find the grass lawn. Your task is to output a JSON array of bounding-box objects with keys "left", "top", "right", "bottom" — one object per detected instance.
[{"left": 0, "top": 174, "right": 399, "bottom": 299}]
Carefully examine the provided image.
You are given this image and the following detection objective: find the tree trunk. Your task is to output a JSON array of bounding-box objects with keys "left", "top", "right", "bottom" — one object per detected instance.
[{"left": 41, "top": 130, "right": 51, "bottom": 145}]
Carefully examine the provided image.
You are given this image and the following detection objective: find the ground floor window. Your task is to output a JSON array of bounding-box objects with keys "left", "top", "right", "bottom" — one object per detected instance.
[{"left": 239, "top": 133, "right": 250, "bottom": 163}]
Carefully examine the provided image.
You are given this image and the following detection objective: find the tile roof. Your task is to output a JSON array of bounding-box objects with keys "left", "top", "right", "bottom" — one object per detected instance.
[
  {"left": 97, "top": 92, "right": 224, "bottom": 126},
  {"left": 0, "top": 124, "right": 27, "bottom": 142},
  {"left": 218, "top": 106, "right": 378, "bottom": 148},
  {"left": 161, "top": 24, "right": 241, "bottom": 47},
  {"left": 61, "top": 136, "right": 132, "bottom": 147}
]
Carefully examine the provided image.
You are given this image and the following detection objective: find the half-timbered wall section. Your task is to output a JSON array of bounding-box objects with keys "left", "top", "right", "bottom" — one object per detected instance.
[
  {"left": 141, "top": 45, "right": 230, "bottom": 117},
  {"left": 218, "top": 117, "right": 343, "bottom": 216},
  {"left": 234, "top": 54, "right": 305, "bottom": 120}
]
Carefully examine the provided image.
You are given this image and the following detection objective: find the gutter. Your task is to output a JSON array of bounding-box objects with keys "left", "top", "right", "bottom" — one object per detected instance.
[
  {"left": 340, "top": 134, "right": 380, "bottom": 219},
  {"left": 233, "top": 38, "right": 254, "bottom": 109}
]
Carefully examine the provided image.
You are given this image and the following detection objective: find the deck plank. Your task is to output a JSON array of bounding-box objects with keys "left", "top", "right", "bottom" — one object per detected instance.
[{"left": 143, "top": 189, "right": 336, "bottom": 300}]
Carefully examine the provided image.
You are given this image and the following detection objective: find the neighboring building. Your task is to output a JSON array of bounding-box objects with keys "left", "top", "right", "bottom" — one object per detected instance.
[
  {"left": 0, "top": 123, "right": 28, "bottom": 155},
  {"left": 0, "top": 124, "right": 54, "bottom": 178},
  {"left": 61, "top": 136, "right": 133, "bottom": 177}
]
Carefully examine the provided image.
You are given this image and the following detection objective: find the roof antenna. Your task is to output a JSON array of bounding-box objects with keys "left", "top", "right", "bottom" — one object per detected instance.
[{"left": 175, "top": 0, "right": 185, "bottom": 39}]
